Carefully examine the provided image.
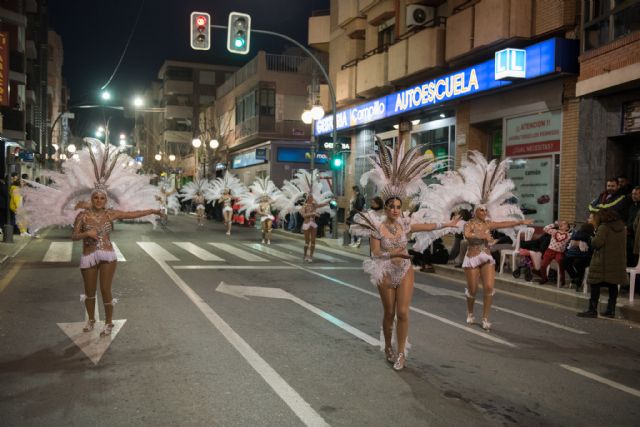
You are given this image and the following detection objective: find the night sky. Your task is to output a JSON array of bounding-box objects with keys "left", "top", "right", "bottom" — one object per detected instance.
[{"left": 47, "top": 0, "right": 329, "bottom": 139}]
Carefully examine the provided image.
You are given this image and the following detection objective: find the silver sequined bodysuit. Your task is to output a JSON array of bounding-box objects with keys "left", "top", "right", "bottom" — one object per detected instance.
[{"left": 74, "top": 210, "right": 118, "bottom": 269}]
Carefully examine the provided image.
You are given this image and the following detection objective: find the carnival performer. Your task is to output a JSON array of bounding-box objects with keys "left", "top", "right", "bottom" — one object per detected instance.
[
  {"left": 300, "top": 194, "right": 332, "bottom": 262},
  {"left": 20, "top": 138, "right": 161, "bottom": 336},
  {"left": 179, "top": 178, "right": 211, "bottom": 227},
  {"left": 206, "top": 172, "right": 247, "bottom": 236},
  {"left": 237, "top": 176, "right": 283, "bottom": 244},
  {"left": 351, "top": 139, "right": 459, "bottom": 371}
]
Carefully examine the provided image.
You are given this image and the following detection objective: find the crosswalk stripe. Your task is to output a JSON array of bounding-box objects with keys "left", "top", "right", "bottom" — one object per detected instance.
[
  {"left": 277, "top": 243, "right": 345, "bottom": 263},
  {"left": 209, "top": 243, "right": 267, "bottom": 262},
  {"left": 137, "top": 242, "right": 179, "bottom": 262},
  {"left": 173, "top": 242, "right": 224, "bottom": 261},
  {"left": 111, "top": 242, "right": 126, "bottom": 262},
  {"left": 43, "top": 242, "right": 72, "bottom": 262},
  {"left": 305, "top": 244, "right": 367, "bottom": 261},
  {"left": 244, "top": 243, "right": 300, "bottom": 261}
]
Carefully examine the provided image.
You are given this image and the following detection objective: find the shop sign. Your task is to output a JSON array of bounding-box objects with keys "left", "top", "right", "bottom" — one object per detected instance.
[
  {"left": 276, "top": 147, "right": 328, "bottom": 164},
  {"left": 315, "top": 38, "right": 571, "bottom": 136},
  {"left": 231, "top": 150, "right": 267, "bottom": 169},
  {"left": 505, "top": 111, "right": 561, "bottom": 156},
  {"left": 0, "top": 32, "right": 8, "bottom": 107},
  {"left": 495, "top": 48, "right": 526, "bottom": 80},
  {"left": 323, "top": 142, "right": 350, "bottom": 151},
  {"left": 507, "top": 157, "right": 554, "bottom": 227},
  {"left": 255, "top": 148, "right": 267, "bottom": 160}
]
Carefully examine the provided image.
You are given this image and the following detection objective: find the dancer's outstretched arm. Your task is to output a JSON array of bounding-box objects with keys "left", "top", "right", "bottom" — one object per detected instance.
[
  {"left": 488, "top": 218, "right": 533, "bottom": 230},
  {"left": 111, "top": 209, "right": 161, "bottom": 221},
  {"left": 410, "top": 216, "right": 460, "bottom": 233}
]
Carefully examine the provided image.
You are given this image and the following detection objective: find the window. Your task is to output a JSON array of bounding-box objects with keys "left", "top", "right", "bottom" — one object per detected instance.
[
  {"left": 235, "top": 89, "right": 258, "bottom": 125},
  {"left": 259, "top": 88, "right": 275, "bottom": 116},
  {"left": 199, "top": 71, "right": 216, "bottom": 85},
  {"left": 165, "top": 67, "right": 193, "bottom": 81},
  {"left": 377, "top": 18, "right": 395, "bottom": 51},
  {"left": 583, "top": 0, "right": 640, "bottom": 51}
]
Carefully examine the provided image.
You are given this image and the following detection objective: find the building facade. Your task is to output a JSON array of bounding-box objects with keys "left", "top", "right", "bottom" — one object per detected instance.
[{"left": 309, "top": 0, "right": 582, "bottom": 225}]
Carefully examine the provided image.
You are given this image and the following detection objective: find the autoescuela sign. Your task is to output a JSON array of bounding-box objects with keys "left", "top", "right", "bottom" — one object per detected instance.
[
  {"left": 315, "top": 38, "right": 575, "bottom": 136},
  {"left": 0, "top": 32, "right": 9, "bottom": 107}
]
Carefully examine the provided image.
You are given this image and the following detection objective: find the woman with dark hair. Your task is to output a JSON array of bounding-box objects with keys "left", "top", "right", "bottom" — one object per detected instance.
[{"left": 578, "top": 209, "right": 627, "bottom": 318}]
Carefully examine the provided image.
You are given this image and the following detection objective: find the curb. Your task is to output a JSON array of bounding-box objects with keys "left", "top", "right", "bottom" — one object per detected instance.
[{"left": 0, "top": 236, "right": 33, "bottom": 268}]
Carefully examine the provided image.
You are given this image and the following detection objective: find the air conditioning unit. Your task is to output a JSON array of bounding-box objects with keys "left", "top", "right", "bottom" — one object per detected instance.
[{"left": 406, "top": 4, "right": 435, "bottom": 28}]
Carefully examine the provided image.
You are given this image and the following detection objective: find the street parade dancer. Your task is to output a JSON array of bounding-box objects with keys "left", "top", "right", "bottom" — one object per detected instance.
[
  {"left": 237, "top": 176, "right": 284, "bottom": 244},
  {"left": 179, "top": 178, "right": 211, "bottom": 227},
  {"left": 350, "top": 139, "right": 459, "bottom": 371},
  {"left": 277, "top": 169, "right": 334, "bottom": 262},
  {"left": 206, "top": 172, "right": 247, "bottom": 236},
  {"left": 156, "top": 175, "right": 180, "bottom": 227},
  {"left": 20, "top": 138, "right": 161, "bottom": 336},
  {"left": 413, "top": 151, "right": 532, "bottom": 331}
]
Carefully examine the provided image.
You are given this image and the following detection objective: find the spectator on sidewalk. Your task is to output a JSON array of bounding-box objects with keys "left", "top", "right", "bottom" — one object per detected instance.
[
  {"left": 578, "top": 208, "right": 627, "bottom": 318},
  {"left": 537, "top": 220, "right": 571, "bottom": 286},
  {"left": 347, "top": 185, "right": 366, "bottom": 247},
  {"left": 589, "top": 177, "right": 630, "bottom": 222},
  {"left": 448, "top": 208, "right": 472, "bottom": 264},
  {"left": 618, "top": 175, "right": 633, "bottom": 195},
  {"left": 563, "top": 217, "right": 595, "bottom": 292},
  {"left": 626, "top": 187, "right": 640, "bottom": 267}
]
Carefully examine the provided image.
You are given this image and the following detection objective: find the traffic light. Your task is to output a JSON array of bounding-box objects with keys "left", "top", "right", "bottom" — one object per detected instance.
[
  {"left": 330, "top": 153, "right": 344, "bottom": 170},
  {"left": 227, "top": 12, "right": 251, "bottom": 55},
  {"left": 190, "top": 12, "right": 211, "bottom": 50}
]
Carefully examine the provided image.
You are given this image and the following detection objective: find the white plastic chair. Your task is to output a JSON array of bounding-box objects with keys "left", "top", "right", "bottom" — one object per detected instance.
[
  {"left": 582, "top": 267, "right": 589, "bottom": 295},
  {"left": 547, "top": 259, "right": 564, "bottom": 288},
  {"left": 625, "top": 258, "right": 640, "bottom": 303},
  {"left": 499, "top": 227, "right": 535, "bottom": 274}
]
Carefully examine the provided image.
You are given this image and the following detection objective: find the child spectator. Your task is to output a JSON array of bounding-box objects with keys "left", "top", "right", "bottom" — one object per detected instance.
[{"left": 538, "top": 220, "right": 571, "bottom": 285}]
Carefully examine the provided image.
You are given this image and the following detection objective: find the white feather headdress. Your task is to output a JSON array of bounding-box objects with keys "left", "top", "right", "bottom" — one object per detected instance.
[
  {"left": 205, "top": 172, "right": 247, "bottom": 203},
  {"left": 411, "top": 150, "right": 524, "bottom": 251},
  {"left": 158, "top": 176, "right": 181, "bottom": 215},
  {"left": 237, "top": 176, "right": 283, "bottom": 218},
  {"left": 274, "top": 169, "right": 334, "bottom": 217},
  {"left": 179, "top": 178, "right": 212, "bottom": 202},
  {"left": 19, "top": 138, "right": 159, "bottom": 232}
]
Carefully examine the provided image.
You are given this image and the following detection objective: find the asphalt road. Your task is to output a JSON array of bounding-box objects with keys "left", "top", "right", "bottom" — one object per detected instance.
[{"left": 0, "top": 214, "right": 639, "bottom": 426}]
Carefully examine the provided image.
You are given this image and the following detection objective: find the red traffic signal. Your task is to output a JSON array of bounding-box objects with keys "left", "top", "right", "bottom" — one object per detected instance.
[{"left": 190, "top": 11, "right": 211, "bottom": 50}]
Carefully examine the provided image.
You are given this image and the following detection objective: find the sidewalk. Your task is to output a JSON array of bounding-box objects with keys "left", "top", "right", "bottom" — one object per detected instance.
[
  {"left": 275, "top": 228, "right": 640, "bottom": 323},
  {"left": 0, "top": 234, "right": 33, "bottom": 267}
]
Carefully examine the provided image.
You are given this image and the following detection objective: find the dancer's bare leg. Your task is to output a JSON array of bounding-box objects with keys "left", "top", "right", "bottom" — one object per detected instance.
[
  {"left": 395, "top": 269, "right": 414, "bottom": 355},
  {"left": 309, "top": 228, "right": 317, "bottom": 259},
  {"left": 303, "top": 227, "right": 311, "bottom": 259},
  {"left": 81, "top": 266, "right": 99, "bottom": 324},
  {"left": 464, "top": 267, "right": 480, "bottom": 321},
  {"left": 265, "top": 220, "right": 272, "bottom": 243},
  {"left": 224, "top": 211, "right": 232, "bottom": 234},
  {"left": 98, "top": 261, "right": 117, "bottom": 325},
  {"left": 480, "top": 262, "right": 495, "bottom": 322},
  {"left": 377, "top": 281, "right": 397, "bottom": 358}
]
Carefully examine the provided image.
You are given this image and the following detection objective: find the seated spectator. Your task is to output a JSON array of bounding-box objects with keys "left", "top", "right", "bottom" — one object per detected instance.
[
  {"left": 538, "top": 221, "right": 571, "bottom": 286},
  {"left": 564, "top": 218, "right": 595, "bottom": 291},
  {"left": 490, "top": 230, "right": 513, "bottom": 270},
  {"left": 448, "top": 208, "right": 472, "bottom": 263}
]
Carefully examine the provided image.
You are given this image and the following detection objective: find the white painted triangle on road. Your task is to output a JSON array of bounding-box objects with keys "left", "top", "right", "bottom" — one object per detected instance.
[{"left": 57, "top": 320, "right": 126, "bottom": 365}]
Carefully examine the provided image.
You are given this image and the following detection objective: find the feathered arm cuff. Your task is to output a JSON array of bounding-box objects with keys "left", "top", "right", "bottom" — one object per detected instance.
[{"left": 349, "top": 212, "right": 382, "bottom": 239}]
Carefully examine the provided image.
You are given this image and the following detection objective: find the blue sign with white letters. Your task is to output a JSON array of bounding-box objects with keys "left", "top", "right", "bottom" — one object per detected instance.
[
  {"left": 315, "top": 38, "right": 575, "bottom": 136},
  {"left": 495, "top": 48, "right": 526, "bottom": 80}
]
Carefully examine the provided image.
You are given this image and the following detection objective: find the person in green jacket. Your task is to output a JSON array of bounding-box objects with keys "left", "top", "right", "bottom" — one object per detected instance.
[{"left": 578, "top": 208, "right": 628, "bottom": 318}]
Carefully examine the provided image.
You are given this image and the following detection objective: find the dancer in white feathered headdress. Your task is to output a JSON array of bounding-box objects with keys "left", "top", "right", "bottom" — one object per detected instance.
[
  {"left": 431, "top": 151, "right": 532, "bottom": 332},
  {"left": 179, "top": 178, "right": 211, "bottom": 227},
  {"left": 351, "top": 138, "right": 459, "bottom": 371},
  {"left": 237, "top": 176, "right": 283, "bottom": 244},
  {"left": 156, "top": 176, "right": 180, "bottom": 216},
  {"left": 21, "top": 138, "right": 162, "bottom": 337},
  {"left": 277, "top": 169, "right": 334, "bottom": 262},
  {"left": 205, "top": 171, "right": 247, "bottom": 235}
]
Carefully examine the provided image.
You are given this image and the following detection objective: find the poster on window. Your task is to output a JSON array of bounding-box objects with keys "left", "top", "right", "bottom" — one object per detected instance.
[
  {"left": 507, "top": 157, "right": 554, "bottom": 227},
  {"left": 505, "top": 110, "right": 561, "bottom": 156}
]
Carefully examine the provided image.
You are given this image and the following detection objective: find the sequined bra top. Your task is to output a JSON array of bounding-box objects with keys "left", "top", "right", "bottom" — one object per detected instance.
[
  {"left": 373, "top": 218, "right": 411, "bottom": 253},
  {"left": 300, "top": 203, "right": 318, "bottom": 220},
  {"left": 77, "top": 210, "right": 115, "bottom": 254},
  {"left": 464, "top": 219, "right": 495, "bottom": 257}
]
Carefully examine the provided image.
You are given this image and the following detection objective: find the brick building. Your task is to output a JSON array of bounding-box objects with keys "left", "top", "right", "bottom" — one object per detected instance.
[{"left": 308, "top": 0, "right": 582, "bottom": 225}]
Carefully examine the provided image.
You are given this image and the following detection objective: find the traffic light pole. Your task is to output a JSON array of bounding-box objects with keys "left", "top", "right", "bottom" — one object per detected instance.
[{"left": 211, "top": 24, "right": 340, "bottom": 238}]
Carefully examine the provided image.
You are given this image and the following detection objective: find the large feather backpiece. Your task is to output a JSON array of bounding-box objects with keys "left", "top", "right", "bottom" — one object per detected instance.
[
  {"left": 236, "top": 176, "right": 284, "bottom": 218},
  {"left": 273, "top": 169, "right": 334, "bottom": 217},
  {"left": 360, "top": 138, "right": 444, "bottom": 202},
  {"left": 205, "top": 172, "right": 247, "bottom": 203},
  {"left": 158, "top": 176, "right": 180, "bottom": 215},
  {"left": 19, "top": 138, "right": 159, "bottom": 232},
  {"left": 411, "top": 150, "right": 524, "bottom": 251},
  {"left": 179, "top": 178, "right": 212, "bottom": 202}
]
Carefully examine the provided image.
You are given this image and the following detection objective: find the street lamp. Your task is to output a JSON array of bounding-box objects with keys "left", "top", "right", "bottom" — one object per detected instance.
[
  {"left": 191, "top": 138, "right": 202, "bottom": 148},
  {"left": 310, "top": 104, "right": 325, "bottom": 121},
  {"left": 169, "top": 154, "right": 176, "bottom": 162},
  {"left": 133, "top": 96, "right": 144, "bottom": 108},
  {"left": 155, "top": 154, "right": 162, "bottom": 161},
  {"left": 301, "top": 110, "right": 313, "bottom": 125},
  {"left": 101, "top": 91, "right": 111, "bottom": 101},
  {"left": 209, "top": 139, "right": 219, "bottom": 149},
  {"left": 67, "top": 144, "right": 76, "bottom": 153}
]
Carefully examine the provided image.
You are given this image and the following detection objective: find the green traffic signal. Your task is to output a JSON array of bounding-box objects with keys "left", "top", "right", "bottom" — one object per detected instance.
[{"left": 227, "top": 12, "right": 251, "bottom": 55}]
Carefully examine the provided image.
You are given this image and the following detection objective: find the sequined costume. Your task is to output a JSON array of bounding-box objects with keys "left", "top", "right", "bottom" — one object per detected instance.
[
  {"left": 257, "top": 201, "right": 275, "bottom": 222},
  {"left": 352, "top": 212, "right": 413, "bottom": 287},
  {"left": 462, "top": 218, "right": 496, "bottom": 268},
  {"left": 74, "top": 210, "right": 118, "bottom": 269},
  {"left": 221, "top": 195, "right": 233, "bottom": 213},
  {"left": 300, "top": 203, "right": 320, "bottom": 230},
  {"left": 194, "top": 194, "right": 206, "bottom": 212}
]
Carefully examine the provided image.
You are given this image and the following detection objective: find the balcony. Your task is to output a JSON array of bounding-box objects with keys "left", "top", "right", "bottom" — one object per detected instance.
[
  {"left": 336, "top": 66, "right": 357, "bottom": 104},
  {"left": 534, "top": 0, "right": 576, "bottom": 36},
  {"left": 233, "top": 116, "right": 310, "bottom": 147},
  {"left": 359, "top": 0, "right": 377, "bottom": 13},
  {"left": 308, "top": 15, "right": 330, "bottom": 50},
  {"left": 388, "top": 25, "right": 445, "bottom": 83},
  {"left": 446, "top": 0, "right": 532, "bottom": 62},
  {"left": 337, "top": 0, "right": 359, "bottom": 27},
  {"left": 163, "top": 80, "right": 193, "bottom": 95},
  {"left": 344, "top": 17, "right": 366, "bottom": 39},
  {"left": 162, "top": 130, "right": 191, "bottom": 145},
  {"left": 356, "top": 50, "right": 390, "bottom": 97},
  {"left": 365, "top": 0, "right": 395, "bottom": 26},
  {"left": 164, "top": 105, "right": 193, "bottom": 120}
]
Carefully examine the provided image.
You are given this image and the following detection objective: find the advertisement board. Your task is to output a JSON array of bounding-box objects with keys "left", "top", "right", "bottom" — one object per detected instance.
[
  {"left": 507, "top": 157, "right": 554, "bottom": 227},
  {"left": 505, "top": 110, "right": 561, "bottom": 156}
]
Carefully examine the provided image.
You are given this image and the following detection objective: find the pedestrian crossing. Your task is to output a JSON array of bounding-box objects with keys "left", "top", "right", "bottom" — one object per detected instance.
[{"left": 37, "top": 240, "right": 364, "bottom": 265}]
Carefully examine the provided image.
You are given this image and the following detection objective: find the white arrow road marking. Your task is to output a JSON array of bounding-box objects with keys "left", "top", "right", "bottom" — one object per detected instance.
[
  {"left": 111, "top": 242, "right": 126, "bottom": 262},
  {"left": 277, "top": 243, "right": 346, "bottom": 263},
  {"left": 173, "top": 265, "right": 362, "bottom": 271},
  {"left": 283, "top": 261, "right": 518, "bottom": 348},
  {"left": 414, "top": 282, "right": 588, "bottom": 335},
  {"left": 43, "top": 242, "right": 72, "bottom": 262},
  {"left": 173, "top": 242, "right": 224, "bottom": 261},
  {"left": 209, "top": 243, "right": 268, "bottom": 262},
  {"left": 560, "top": 364, "right": 640, "bottom": 398},
  {"left": 216, "top": 282, "right": 379, "bottom": 346},
  {"left": 57, "top": 320, "right": 126, "bottom": 365},
  {"left": 137, "top": 242, "right": 329, "bottom": 427}
]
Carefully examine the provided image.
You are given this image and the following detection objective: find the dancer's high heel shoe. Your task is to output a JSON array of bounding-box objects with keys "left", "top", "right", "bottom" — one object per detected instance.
[
  {"left": 393, "top": 353, "right": 406, "bottom": 371},
  {"left": 482, "top": 318, "right": 492, "bottom": 331},
  {"left": 83, "top": 319, "right": 96, "bottom": 332},
  {"left": 100, "top": 323, "right": 114, "bottom": 336},
  {"left": 466, "top": 313, "right": 475, "bottom": 325},
  {"left": 384, "top": 346, "right": 396, "bottom": 364}
]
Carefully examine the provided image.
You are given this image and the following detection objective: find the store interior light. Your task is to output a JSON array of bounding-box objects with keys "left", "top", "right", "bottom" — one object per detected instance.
[
  {"left": 439, "top": 113, "right": 446, "bottom": 118},
  {"left": 411, "top": 119, "right": 420, "bottom": 126},
  {"left": 393, "top": 124, "right": 399, "bottom": 130}
]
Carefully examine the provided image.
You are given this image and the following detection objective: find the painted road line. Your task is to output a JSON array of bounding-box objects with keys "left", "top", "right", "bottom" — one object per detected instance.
[
  {"left": 308, "top": 244, "right": 367, "bottom": 261},
  {"left": 284, "top": 261, "right": 518, "bottom": 348},
  {"left": 111, "top": 242, "right": 126, "bottom": 262},
  {"left": 138, "top": 242, "right": 329, "bottom": 427},
  {"left": 245, "top": 243, "right": 300, "bottom": 261},
  {"left": 58, "top": 320, "right": 126, "bottom": 365},
  {"left": 43, "top": 241, "right": 72, "bottom": 262},
  {"left": 208, "top": 243, "right": 268, "bottom": 262},
  {"left": 0, "top": 260, "right": 25, "bottom": 294},
  {"left": 560, "top": 364, "right": 640, "bottom": 398},
  {"left": 174, "top": 265, "right": 362, "bottom": 270},
  {"left": 217, "top": 282, "right": 379, "bottom": 346},
  {"left": 277, "top": 243, "right": 346, "bottom": 263},
  {"left": 414, "top": 282, "right": 588, "bottom": 335},
  {"left": 173, "top": 242, "right": 224, "bottom": 261}
]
